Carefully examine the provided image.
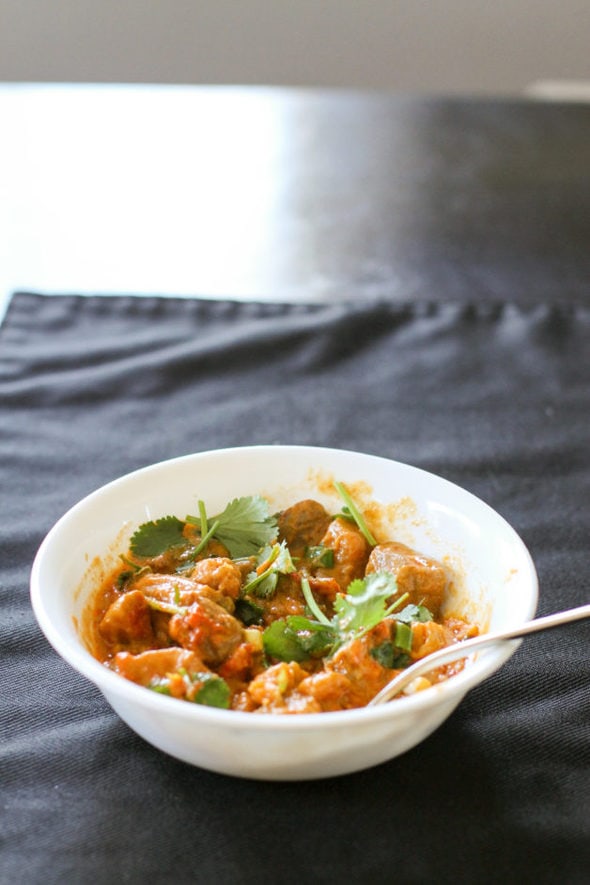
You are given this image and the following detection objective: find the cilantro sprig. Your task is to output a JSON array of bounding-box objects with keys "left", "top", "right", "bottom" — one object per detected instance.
[
  {"left": 262, "top": 572, "right": 409, "bottom": 663},
  {"left": 333, "top": 481, "right": 377, "bottom": 546},
  {"left": 128, "top": 495, "right": 278, "bottom": 561},
  {"left": 188, "top": 495, "right": 277, "bottom": 558},
  {"left": 209, "top": 496, "right": 277, "bottom": 557},
  {"left": 302, "top": 572, "right": 408, "bottom": 645},
  {"left": 241, "top": 540, "right": 295, "bottom": 598},
  {"left": 127, "top": 484, "right": 372, "bottom": 564}
]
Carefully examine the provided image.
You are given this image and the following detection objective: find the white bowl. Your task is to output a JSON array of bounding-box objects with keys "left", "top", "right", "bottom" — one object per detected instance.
[{"left": 30, "top": 445, "right": 538, "bottom": 780}]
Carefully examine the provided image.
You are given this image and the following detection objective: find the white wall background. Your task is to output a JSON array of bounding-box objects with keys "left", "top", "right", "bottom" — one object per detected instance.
[{"left": 0, "top": 0, "right": 589, "bottom": 94}]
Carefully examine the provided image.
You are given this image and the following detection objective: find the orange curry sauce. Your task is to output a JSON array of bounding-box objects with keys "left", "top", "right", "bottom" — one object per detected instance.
[{"left": 85, "top": 497, "right": 478, "bottom": 713}]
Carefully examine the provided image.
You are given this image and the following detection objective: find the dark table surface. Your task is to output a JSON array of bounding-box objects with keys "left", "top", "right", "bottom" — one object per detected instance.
[{"left": 1, "top": 86, "right": 589, "bottom": 884}]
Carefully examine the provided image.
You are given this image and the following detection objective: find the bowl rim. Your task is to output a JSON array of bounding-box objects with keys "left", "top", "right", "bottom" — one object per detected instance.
[{"left": 30, "top": 444, "right": 539, "bottom": 729}]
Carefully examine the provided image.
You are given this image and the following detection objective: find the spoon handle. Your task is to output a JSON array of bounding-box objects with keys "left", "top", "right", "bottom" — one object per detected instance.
[{"left": 369, "top": 602, "right": 590, "bottom": 706}]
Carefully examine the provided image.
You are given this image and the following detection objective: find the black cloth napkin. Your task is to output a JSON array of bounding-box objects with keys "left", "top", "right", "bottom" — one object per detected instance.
[{"left": 2, "top": 292, "right": 589, "bottom": 884}]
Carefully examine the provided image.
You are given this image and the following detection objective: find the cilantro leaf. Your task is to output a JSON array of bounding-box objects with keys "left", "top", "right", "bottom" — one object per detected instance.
[
  {"left": 128, "top": 495, "right": 277, "bottom": 562},
  {"left": 332, "top": 572, "right": 399, "bottom": 639},
  {"left": 395, "top": 603, "right": 433, "bottom": 624},
  {"left": 234, "top": 598, "right": 265, "bottom": 626},
  {"left": 263, "top": 616, "right": 335, "bottom": 662},
  {"left": 130, "top": 516, "right": 187, "bottom": 557},
  {"left": 242, "top": 541, "right": 295, "bottom": 598},
  {"left": 370, "top": 641, "right": 396, "bottom": 669},
  {"left": 263, "top": 619, "right": 311, "bottom": 662},
  {"left": 193, "top": 673, "right": 231, "bottom": 709},
  {"left": 148, "top": 671, "right": 231, "bottom": 708},
  {"left": 370, "top": 641, "right": 410, "bottom": 670},
  {"left": 286, "top": 616, "right": 336, "bottom": 657},
  {"left": 210, "top": 496, "right": 277, "bottom": 557}
]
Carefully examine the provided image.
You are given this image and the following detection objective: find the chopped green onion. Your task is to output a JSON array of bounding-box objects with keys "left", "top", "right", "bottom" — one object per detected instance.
[
  {"left": 394, "top": 620, "right": 413, "bottom": 653},
  {"left": 198, "top": 500, "right": 208, "bottom": 539},
  {"left": 144, "top": 596, "right": 187, "bottom": 616},
  {"left": 119, "top": 554, "right": 142, "bottom": 571},
  {"left": 305, "top": 545, "right": 335, "bottom": 568},
  {"left": 191, "top": 518, "right": 220, "bottom": 559},
  {"left": 301, "top": 576, "right": 332, "bottom": 627},
  {"left": 333, "top": 481, "right": 377, "bottom": 546}
]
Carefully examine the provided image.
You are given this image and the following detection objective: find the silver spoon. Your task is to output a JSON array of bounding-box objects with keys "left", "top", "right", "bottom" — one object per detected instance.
[{"left": 369, "top": 602, "right": 590, "bottom": 706}]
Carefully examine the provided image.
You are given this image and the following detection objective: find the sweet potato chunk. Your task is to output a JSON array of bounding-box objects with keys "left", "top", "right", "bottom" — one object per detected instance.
[
  {"left": 132, "top": 573, "right": 204, "bottom": 607},
  {"left": 99, "top": 590, "right": 154, "bottom": 646},
  {"left": 168, "top": 596, "right": 243, "bottom": 666},
  {"left": 410, "top": 620, "right": 453, "bottom": 660},
  {"left": 314, "top": 517, "right": 371, "bottom": 592},
  {"left": 110, "top": 647, "right": 206, "bottom": 686},
  {"left": 247, "top": 661, "right": 320, "bottom": 713},
  {"left": 366, "top": 541, "right": 447, "bottom": 616},
  {"left": 188, "top": 557, "right": 242, "bottom": 599},
  {"left": 277, "top": 499, "right": 332, "bottom": 558}
]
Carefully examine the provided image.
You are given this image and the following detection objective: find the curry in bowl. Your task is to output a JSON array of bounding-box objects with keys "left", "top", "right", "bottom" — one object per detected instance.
[{"left": 86, "top": 482, "right": 479, "bottom": 713}]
